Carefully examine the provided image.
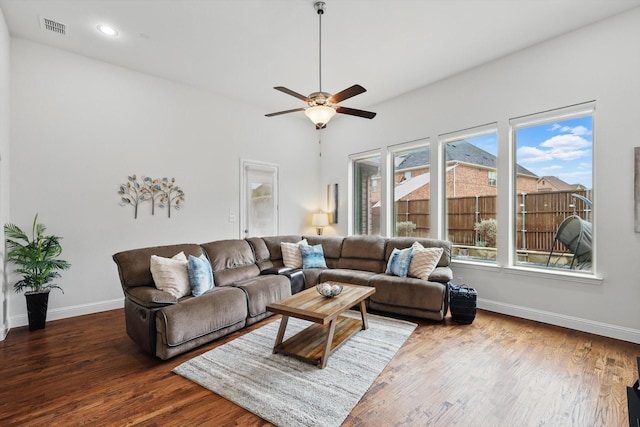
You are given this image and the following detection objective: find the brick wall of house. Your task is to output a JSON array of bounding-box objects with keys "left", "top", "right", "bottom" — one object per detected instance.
[{"left": 394, "top": 164, "right": 538, "bottom": 200}]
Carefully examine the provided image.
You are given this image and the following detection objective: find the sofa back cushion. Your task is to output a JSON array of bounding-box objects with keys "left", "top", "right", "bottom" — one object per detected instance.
[
  {"left": 385, "top": 237, "right": 451, "bottom": 267},
  {"left": 113, "top": 244, "right": 203, "bottom": 289},
  {"left": 337, "top": 236, "right": 387, "bottom": 273},
  {"left": 246, "top": 237, "right": 273, "bottom": 270},
  {"left": 304, "top": 235, "right": 344, "bottom": 269},
  {"left": 259, "top": 235, "right": 303, "bottom": 267},
  {"left": 200, "top": 239, "right": 260, "bottom": 286}
]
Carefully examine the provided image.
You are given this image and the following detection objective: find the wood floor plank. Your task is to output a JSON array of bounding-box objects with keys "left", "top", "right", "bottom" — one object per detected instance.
[{"left": 1, "top": 308, "right": 639, "bottom": 426}]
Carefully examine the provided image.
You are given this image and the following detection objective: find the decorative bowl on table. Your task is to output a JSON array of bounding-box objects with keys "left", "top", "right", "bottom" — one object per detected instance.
[{"left": 316, "top": 282, "right": 343, "bottom": 298}]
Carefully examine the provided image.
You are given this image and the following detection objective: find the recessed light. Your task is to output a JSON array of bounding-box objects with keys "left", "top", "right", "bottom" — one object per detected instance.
[{"left": 97, "top": 24, "right": 118, "bottom": 36}]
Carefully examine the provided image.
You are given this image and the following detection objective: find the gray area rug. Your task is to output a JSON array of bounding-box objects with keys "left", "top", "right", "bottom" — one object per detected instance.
[{"left": 173, "top": 311, "right": 416, "bottom": 427}]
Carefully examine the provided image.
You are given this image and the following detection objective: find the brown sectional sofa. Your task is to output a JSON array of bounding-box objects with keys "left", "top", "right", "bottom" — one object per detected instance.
[{"left": 113, "top": 235, "right": 452, "bottom": 360}]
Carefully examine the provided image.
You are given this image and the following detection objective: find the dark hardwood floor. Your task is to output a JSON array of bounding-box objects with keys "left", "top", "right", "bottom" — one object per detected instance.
[{"left": 1, "top": 308, "right": 638, "bottom": 426}]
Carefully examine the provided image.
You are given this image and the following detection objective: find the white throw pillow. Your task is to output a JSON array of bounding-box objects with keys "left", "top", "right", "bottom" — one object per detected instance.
[
  {"left": 408, "top": 242, "right": 444, "bottom": 281},
  {"left": 150, "top": 251, "right": 190, "bottom": 298},
  {"left": 280, "top": 239, "right": 308, "bottom": 268}
]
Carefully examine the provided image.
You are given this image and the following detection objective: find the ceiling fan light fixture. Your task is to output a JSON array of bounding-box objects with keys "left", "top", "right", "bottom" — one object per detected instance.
[{"left": 305, "top": 105, "right": 336, "bottom": 127}]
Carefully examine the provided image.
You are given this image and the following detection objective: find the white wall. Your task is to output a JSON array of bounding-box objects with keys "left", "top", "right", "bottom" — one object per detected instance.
[
  {"left": 0, "top": 8, "right": 10, "bottom": 340},
  {"left": 321, "top": 8, "right": 640, "bottom": 342},
  {"left": 7, "top": 38, "right": 321, "bottom": 327}
]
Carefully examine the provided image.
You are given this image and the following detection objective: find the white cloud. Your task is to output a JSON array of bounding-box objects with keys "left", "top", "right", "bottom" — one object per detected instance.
[
  {"left": 571, "top": 126, "right": 590, "bottom": 136},
  {"left": 539, "top": 134, "right": 591, "bottom": 161},
  {"left": 517, "top": 146, "right": 552, "bottom": 163},
  {"left": 519, "top": 134, "right": 591, "bottom": 164},
  {"left": 548, "top": 123, "right": 592, "bottom": 136}
]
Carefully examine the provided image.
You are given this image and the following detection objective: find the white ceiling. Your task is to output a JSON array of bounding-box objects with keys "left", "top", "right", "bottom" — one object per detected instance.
[{"left": 1, "top": 0, "right": 639, "bottom": 114}]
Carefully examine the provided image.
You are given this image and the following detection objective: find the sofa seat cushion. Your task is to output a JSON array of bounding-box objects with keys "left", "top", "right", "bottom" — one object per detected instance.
[
  {"left": 369, "top": 274, "right": 446, "bottom": 312},
  {"left": 156, "top": 286, "right": 247, "bottom": 347},
  {"left": 301, "top": 268, "right": 324, "bottom": 288},
  {"left": 126, "top": 286, "right": 178, "bottom": 308},
  {"left": 319, "top": 269, "right": 376, "bottom": 287},
  {"left": 233, "top": 274, "right": 291, "bottom": 318}
]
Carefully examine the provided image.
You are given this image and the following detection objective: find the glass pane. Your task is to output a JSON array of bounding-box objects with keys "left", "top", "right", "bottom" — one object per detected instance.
[
  {"left": 247, "top": 168, "right": 277, "bottom": 237},
  {"left": 392, "top": 144, "right": 430, "bottom": 237},
  {"left": 353, "top": 154, "right": 381, "bottom": 235},
  {"left": 514, "top": 115, "right": 593, "bottom": 272},
  {"left": 444, "top": 132, "right": 498, "bottom": 262}
]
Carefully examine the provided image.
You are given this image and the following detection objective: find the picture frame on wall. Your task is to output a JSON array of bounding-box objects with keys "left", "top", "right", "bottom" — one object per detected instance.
[{"left": 327, "top": 183, "right": 338, "bottom": 224}]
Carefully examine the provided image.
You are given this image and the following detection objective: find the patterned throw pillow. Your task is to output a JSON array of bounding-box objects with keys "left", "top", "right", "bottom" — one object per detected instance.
[
  {"left": 385, "top": 247, "right": 414, "bottom": 277},
  {"left": 408, "top": 241, "right": 444, "bottom": 280},
  {"left": 188, "top": 254, "right": 214, "bottom": 297},
  {"left": 280, "top": 239, "right": 308, "bottom": 268},
  {"left": 150, "top": 251, "right": 190, "bottom": 298},
  {"left": 299, "top": 244, "right": 328, "bottom": 269}
]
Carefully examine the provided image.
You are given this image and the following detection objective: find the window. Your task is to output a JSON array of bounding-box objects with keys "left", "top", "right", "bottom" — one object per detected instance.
[
  {"left": 390, "top": 140, "right": 430, "bottom": 237},
  {"left": 488, "top": 171, "right": 497, "bottom": 187},
  {"left": 352, "top": 152, "right": 381, "bottom": 235},
  {"left": 511, "top": 103, "right": 594, "bottom": 273},
  {"left": 441, "top": 124, "right": 498, "bottom": 262}
]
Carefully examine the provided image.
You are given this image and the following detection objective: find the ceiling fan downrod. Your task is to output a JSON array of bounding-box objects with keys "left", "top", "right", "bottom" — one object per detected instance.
[{"left": 315, "top": 1, "right": 325, "bottom": 93}]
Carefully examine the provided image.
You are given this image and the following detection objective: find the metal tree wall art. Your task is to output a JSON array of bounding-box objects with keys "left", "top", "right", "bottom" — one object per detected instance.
[
  {"left": 142, "top": 176, "right": 162, "bottom": 216},
  {"left": 118, "top": 175, "right": 185, "bottom": 219},
  {"left": 158, "top": 177, "right": 185, "bottom": 218},
  {"left": 118, "top": 174, "right": 146, "bottom": 219}
]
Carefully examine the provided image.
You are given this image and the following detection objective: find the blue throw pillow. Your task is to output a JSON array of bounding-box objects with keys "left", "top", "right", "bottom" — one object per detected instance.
[
  {"left": 385, "top": 247, "right": 413, "bottom": 277},
  {"left": 188, "top": 254, "right": 214, "bottom": 296},
  {"left": 299, "top": 244, "right": 328, "bottom": 269}
]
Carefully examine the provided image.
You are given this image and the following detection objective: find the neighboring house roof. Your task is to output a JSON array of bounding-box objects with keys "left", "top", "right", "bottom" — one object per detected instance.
[
  {"left": 538, "top": 176, "right": 586, "bottom": 190},
  {"left": 373, "top": 166, "right": 456, "bottom": 207},
  {"left": 396, "top": 140, "right": 537, "bottom": 177}
]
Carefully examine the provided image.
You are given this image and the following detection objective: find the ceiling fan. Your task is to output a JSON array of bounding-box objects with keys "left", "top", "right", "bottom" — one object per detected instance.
[{"left": 265, "top": 1, "right": 376, "bottom": 129}]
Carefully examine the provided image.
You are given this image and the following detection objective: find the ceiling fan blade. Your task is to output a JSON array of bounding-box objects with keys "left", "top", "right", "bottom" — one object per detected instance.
[
  {"left": 274, "top": 86, "right": 311, "bottom": 102},
  {"left": 336, "top": 106, "right": 377, "bottom": 119},
  {"left": 328, "top": 84, "right": 366, "bottom": 104},
  {"left": 265, "top": 108, "right": 305, "bottom": 117}
]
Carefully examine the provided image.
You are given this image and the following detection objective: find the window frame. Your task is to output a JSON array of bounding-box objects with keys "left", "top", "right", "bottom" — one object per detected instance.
[
  {"left": 349, "top": 149, "right": 382, "bottom": 236},
  {"left": 387, "top": 138, "right": 431, "bottom": 238},
  {"left": 509, "top": 101, "right": 596, "bottom": 275},
  {"left": 440, "top": 123, "right": 499, "bottom": 264}
]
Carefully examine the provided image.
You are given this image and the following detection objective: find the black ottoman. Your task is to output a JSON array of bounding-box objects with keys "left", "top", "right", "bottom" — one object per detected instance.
[{"left": 449, "top": 283, "right": 477, "bottom": 324}]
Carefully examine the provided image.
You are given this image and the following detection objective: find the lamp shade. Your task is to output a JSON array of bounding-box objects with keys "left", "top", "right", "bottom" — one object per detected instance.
[
  {"left": 305, "top": 105, "right": 336, "bottom": 127},
  {"left": 312, "top": 212, "right": 329, "bottom": 227}
]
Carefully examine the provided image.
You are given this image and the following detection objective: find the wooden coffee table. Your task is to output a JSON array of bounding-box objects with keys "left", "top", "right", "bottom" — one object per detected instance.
[{"left": 266, "top": 283, "right": 375, "bottom": 369}]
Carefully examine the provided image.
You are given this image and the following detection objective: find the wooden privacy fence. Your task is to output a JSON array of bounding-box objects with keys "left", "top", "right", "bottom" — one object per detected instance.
[{"left": 384, "top": 189, "right": 591, "bottom": 253}]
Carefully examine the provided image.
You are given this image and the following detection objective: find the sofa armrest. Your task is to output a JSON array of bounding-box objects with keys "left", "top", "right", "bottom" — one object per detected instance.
[
  {"left": 260, "top": 267, "right": 293, "bottom": 275},
  {"left": 125, "top": 286, "right": 178, "bottom": 308},
  {"left": 428, "top": 266, "right": 453, "bottom": 283}
]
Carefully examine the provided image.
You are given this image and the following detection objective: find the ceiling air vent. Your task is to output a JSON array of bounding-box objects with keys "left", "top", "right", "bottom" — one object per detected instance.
[{"left": 40, "top": 17, "right": 66, "bottom": 35}]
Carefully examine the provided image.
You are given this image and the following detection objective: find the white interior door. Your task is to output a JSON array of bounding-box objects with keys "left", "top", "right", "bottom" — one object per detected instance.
[{"left": 240, "top": 159, "right": 279, "bottom": 238}]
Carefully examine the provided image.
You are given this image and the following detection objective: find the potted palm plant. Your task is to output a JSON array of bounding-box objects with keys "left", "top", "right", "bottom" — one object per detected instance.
[{"left": 4, "top": 214, "right": 71, "bottom": 330}]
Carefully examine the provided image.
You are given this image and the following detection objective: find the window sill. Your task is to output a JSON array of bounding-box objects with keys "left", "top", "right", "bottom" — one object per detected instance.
[
  {"left": 451, "top": 260, "right": 603, "bottom": 286},
  {"left": 502, "top": 266, "right": 602, "bottom": 286}
]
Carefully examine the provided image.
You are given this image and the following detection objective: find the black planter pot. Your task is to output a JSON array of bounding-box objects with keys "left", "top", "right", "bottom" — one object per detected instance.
[{"left": 25, "top": 290, "right": 50, "bottom": 331}]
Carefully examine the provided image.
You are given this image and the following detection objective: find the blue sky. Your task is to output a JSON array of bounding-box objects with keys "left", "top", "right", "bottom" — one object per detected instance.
[{"left": 516, "top": 116, "right": 593, "bottom": 188}]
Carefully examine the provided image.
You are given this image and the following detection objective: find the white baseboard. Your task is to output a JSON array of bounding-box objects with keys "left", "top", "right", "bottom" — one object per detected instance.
[
  {"left": 478, "top": 298, "right": 640, "bottom": 344},
  {"left": 8, "top": 298, "right": 124, "bottom": 329},
  {"left": 0, "top": 322, "right": 8, "bottom": 341}
]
